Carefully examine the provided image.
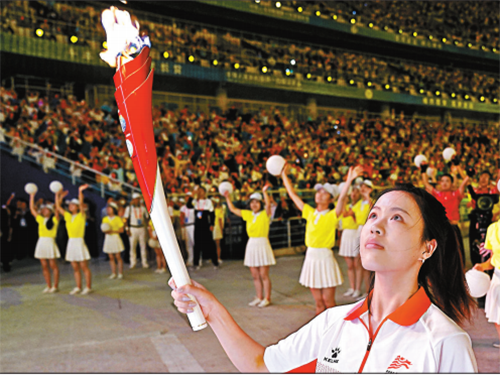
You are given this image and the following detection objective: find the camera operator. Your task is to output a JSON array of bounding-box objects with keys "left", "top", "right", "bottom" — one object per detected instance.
[{"left": 466, "top": 169, "right": 499, "bottom": 265}]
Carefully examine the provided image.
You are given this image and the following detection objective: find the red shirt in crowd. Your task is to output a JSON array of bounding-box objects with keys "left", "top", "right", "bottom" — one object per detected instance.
[{"left": 431, "top": 188, "right": 463, "bottom": 223}]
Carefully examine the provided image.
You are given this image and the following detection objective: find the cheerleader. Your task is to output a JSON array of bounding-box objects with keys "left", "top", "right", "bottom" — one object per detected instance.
[
  {"left": 213, "top": 198, "right": 225, "bottom": 264},
  {"left": 102, "top": 202, "right": 125, "bottom": 279},
  {"left": 474, "top": 219, "right": 500, "bottom": 348},
  {"left": 224, "top": 185, "right": 276, "bottom": 307},
  {"left": 339, "top": 185, "right": 363, "bottom": 299},
  {"left": 56, "top": 184, "right": 92, "bottom": 295},
  {"left": 281, "top": 163, "right": 363, "bottom": 314},
  {"left": 148, "top": 220, "right": 167, "bottom": 273},
  {"left": 29, "top": 190, "right": 60, "bottom": 293}
]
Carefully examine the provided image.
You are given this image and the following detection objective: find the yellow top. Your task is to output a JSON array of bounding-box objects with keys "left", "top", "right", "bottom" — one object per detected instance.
[
  {"left": 341, "top": 203, "right": 358, "bottom": 230},
  {"left": 102, "top": 216, "right": 124, "bottom": 232},
  {"left": 36, "top": 215, "right": 59, "bottom": 238},
  {"left": 215, "top": 206, "right": 225, "bottom": 226},
  {"left": 64, "top": 211, "right": 86, "bottom": 238},
  {"left": 241, "top": 209, "right": 270, "bottom": 238},
  {"left": 485, "top": 221, "right": 500, "bottom": 269},
  {"left": 352, "top": 199, "right": 371, "bottom": 227},
  {"left": 302, "top": 204, "right": 338, "bottom": 249}
]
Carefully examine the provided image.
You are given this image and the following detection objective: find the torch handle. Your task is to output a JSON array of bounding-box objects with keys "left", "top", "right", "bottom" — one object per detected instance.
[{"left": 149, "top": 168, "right": 207, "bottom": 331}]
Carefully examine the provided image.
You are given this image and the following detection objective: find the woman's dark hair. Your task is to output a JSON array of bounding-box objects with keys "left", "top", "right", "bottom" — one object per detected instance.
[
  {"left": 108, "top": 205, "right": 118, "bottom": 215},
  {"left": 46, "top": 214, "right": 55, "bottom": 230},
  {"left": 367, "top": 183, "right": 475, "bottom": 325},
  {"left": 247, "top": 199, "right": 263, "bottom": 212}
]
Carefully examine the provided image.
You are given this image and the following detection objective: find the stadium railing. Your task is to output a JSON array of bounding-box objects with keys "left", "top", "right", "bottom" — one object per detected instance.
[{"left": 0, "top": 132, "right": 140, "bottom": 199}]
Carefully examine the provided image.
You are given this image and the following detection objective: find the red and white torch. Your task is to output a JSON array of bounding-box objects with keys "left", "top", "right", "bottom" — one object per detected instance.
[{"left": 100, "top": 7, "right": 207, "bottom": 331}]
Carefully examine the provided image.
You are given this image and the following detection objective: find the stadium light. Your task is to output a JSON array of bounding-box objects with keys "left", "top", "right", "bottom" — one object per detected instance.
[
  {"left": 366, "top": 81, "right": 373, "bottom": 87},
  {"left": 233, "top": 62, "right": 240, "bottom": 69},
  {"left": 464, "top": 94, "right": 470, "bottom": 100},
  {"left": 384, "top": 84, "right": 391, "bottom": 90},
  {"left": 479, "top": 96, "right": 485, "bottom": 102},
  {"left": 70, "top": 35, "right": 78, "bottom": 44},
  {"left": 35, "top": 28, "right": 44, "bottom": 37},
  {"left": 413, "top": 32, "right": 418, "bottom": 37},
  {"left": 332, "top": 14, "right": 338, "bottom": 20},
  {"left": 384, "top": 26, "right": 389, "bottom": 31},
  {"left": 188, "top": 55, "right": 195, "bottom": 63},
  {"left": 350, "top": 18, "right": 356, "bottom": 24},
  {"left": 326, "top": 75, "right": 333, "bottom": 82},
  {"left": 493, "top": 98, "right": 498, "bottom": 103},
  {"left": 275, "top": 2, "right": 281, "bottom": 8},
  {"left": 450, "top": 92, "right": 456, "bottom": 98},
  {"left": 306, "top": 73, "right": 312, "bottom": 80},
  {"left": 398, "top": 29, "right": 403, "bottom": 34},
  {"left": 285, "top": 68, "right": 294, "bottom": 76},
  {"left": 254, "top": 0, "right": 260, "bottom": 3},
  {"left": 163, "top": 51, "right": 170, "bottom": 59},
  {"left": 368, "top": 23, "right": 374, "bottom": 28},
  {"left": 467, "top": 43, "right": 472, "bottom": 48},
  {"left": 428, "top": 35, "right": 433, "bottom": 40},
  {"left": 493, "top": 48, "right": 497, "bottom": 53},
  {"left": 419, "top": 89, "right": 425, "bottom": 94},
  {"left": 481, "top": 45, "right": 487, "bottom": 51},
  {"left": 315, "top": 11, "right": 321, "bottom": 16},
  {"left": 290, "top": 59, "right": 296, "bottom": 65},
  {"left": 349, "top": 79, "right": 355, "bottom": 86},
  {"left": 442, "top": 37, "right": 447, "bottom": 43},
  {"left": 261, "top": 66, "right": 268, "bottom": 74},
  {"left": 102, "top": 41, "right": 108, "bottom": 49},
  {"left": 212, "top": 59, "right": 218, "bottom": 66},
  {"left": 435, "top": 90, "right": 441, "bottom": 97},
  {"left": 297, "top": 6, "right": 303, "bottom": 13}
]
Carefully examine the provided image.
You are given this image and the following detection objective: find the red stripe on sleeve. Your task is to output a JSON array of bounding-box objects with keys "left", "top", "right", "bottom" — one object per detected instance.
[{"left": 287, "top": 359, "right": 317, "bottom": 373}]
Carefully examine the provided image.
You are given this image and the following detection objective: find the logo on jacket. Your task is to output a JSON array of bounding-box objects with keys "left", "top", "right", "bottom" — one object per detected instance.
[
  {"left": 386, "top": 355, "right": 412, "bottom": 372},
  {"left": 323, "top": 347, "right": 341, "bottom": 364}
]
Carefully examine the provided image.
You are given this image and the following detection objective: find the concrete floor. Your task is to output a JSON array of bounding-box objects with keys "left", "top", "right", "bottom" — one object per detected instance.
[{"left": 1, "top": 251, "right": 499, "bottom": 373}]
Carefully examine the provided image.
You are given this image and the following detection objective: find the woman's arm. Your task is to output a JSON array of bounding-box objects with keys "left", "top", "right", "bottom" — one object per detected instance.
[
  {"left": 224, "top": 191, "right": 242, "bottom": 217},
  {"left": 335, "top": 166, "right": 363, "bottom": 217},
  {"left": 170, "top": 279, "right": 268, "bottom": 373},
  {"left": 280, "top": 163, "right": 304, "bottom": 211},
  {"left": 78, "top": 184, "right": 89, "bottom": 218},
  {"left": 28, "top": 192, "right": 38, "bottom": 218},
  {"left": 55, "top": 190, "right": 68, "bottom": 216},
  {"left": 262, "top": 185, "right": 272, "bottom": 218}
]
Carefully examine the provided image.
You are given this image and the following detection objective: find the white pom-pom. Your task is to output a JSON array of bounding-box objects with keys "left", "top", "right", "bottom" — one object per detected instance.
[
  {"left": 148, "top": 238, "right": 160, "bottom": 248},
  {"left": 442, "top": 147, "right": 456, "bottom": 162},
  {"left": 101, "top": 223, "right": 111, "bottom": 232},
  {"left": 266, "top": 155, "right": 286, "bottom": 176},
  {"left": 49, "top": 180, "right": 63, "bottom": 193},
  {"left": 414, "top": 154, "right": 428, "bottom": 168},
  {"left": 24, "top": 183, "right": 38, "bottom": 195},
  {"left": 218, "top": 181, "right": 233, "bottom": 196},
  {"left": 465, "top": 269, "right": 491, "bottom": 298},
  {"left": 426, "top": 167, "right": 435, "bottom": 177},
  {"left": 354, "top": 177, "right": 364, "bottom": 185}
]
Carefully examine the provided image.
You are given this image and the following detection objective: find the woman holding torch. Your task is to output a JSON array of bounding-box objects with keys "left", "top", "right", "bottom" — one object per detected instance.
[{"left": 224, "top": 185, "right": 276, "bottom": 308}]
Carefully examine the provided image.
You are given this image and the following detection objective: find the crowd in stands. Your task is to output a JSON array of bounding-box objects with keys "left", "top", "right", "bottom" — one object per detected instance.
[
  {"left": 1, "top": 87, "right": 498, "bottom": 202},
  {"left": 2, "top": 1, "right": 499, "bottom": 103}
]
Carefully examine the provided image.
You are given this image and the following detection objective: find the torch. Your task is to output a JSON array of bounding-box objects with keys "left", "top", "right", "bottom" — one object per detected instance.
[{"left": 100, "top": 7, "right": 207, "bottom": 331}]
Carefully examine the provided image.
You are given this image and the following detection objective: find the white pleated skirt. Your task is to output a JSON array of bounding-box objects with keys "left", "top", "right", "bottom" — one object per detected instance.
[
  {"left": 339, "top": 228, "right": 360, "bottom": 257},
  {"left": 213, "top": 225, "right": 223, "bottom": 240},
  {"left": 244, "top": 237, "right": 276, "bottom": 267},
  {"left": 34, "top": 237, "right": 61, "bottom": 259},
  {"left": 65, "top": 238, "right": 91, "bottom": 262},
  {"left": 103, "top": 234, "right": 124, "bottom": 254},
  {"left": 485, "top": 268, "right": 500, "bottom": 325},
  {"left": 299, "top": 247, "right": 343, "bottom": 288}
]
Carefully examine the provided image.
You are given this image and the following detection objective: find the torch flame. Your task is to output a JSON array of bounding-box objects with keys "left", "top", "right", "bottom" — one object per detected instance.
[{"left": 100, "top": 6, "right": 150, "bottom": 68}]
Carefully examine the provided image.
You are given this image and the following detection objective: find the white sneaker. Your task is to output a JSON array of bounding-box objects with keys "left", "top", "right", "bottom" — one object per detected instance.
[
  {"left": 158, "top": 268, "right": 167, "bottom": 274},
  {"left": 129, "top": 264, "right": 136, "bottom": 269},
  {"left": 117, "top": 274, "right": 123, "bottom": 279},
  {"left": 248, "top": 297, "right": 262, "bottom": 307},
  {"left": 351, "top": 290, "right": 361, "bottom": 298},
  {"left": 81, "top": 287, "right": 93, "bottom": 295},
  {"left": 343, "top": 288, "right": 354, "bottom": 297},
  {"left": 143, "top": 264, "right": 150, "bottom": 269},
  {"left": 70, "top": 287, "right": 81, "bottom": 295},
  {"left": 218, "top": 259, "right": 223, "bottom": 264},
  {"left": 257, "top": 299, "right": 270, "bottom": 308},
  {"left": 154, "top": 269, "right": 161, "bottom": 274},
  {"left": 49, "top": 287, "right": 58, "bottom": 293},
  {"left": 43, "top": 287, "right": 51, "bottom": 294},
  {"left": 109, "top": 273, "right": 117, "bottom": 279}
]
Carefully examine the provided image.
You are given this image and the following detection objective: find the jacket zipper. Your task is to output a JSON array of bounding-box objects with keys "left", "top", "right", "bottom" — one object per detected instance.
[{"left": 357, "top": 317, "right": 389, "bottom": 373}]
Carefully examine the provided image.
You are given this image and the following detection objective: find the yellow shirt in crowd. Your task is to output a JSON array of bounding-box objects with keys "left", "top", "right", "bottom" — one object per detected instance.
[
  {"left": 36, "top": 215, "right": 59, "bottom": 238},
  {"left": 241, "top": 209, "right": 270, "bottom": 238},
  {"left": 352, "top": 199, "right": 372, "bottom": 226},
  {"left": 102, "top": 215, "right": 124, "bottom": 232},
  {"left": 302, "top": 204, "right": 339, "bottom": 249},
  {"left": 64, "top": 211, "right": 86, "bottom": 238},
  {"left": 485, "top": 221, "right": 500, "bottom": 269},
  {"left": 341, "top": 203, "right": 358, "bottom": 230}
]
